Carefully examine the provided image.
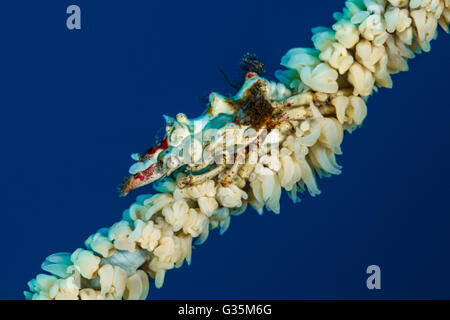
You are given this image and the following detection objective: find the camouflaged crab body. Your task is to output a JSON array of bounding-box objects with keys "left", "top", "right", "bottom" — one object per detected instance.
[{"left": 120, "top": 73, "right": 344, "bottom": 197}]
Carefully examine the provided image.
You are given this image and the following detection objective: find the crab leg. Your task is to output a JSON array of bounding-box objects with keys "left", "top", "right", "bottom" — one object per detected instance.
[{"left": 176, "top": 164, "right": 226, "bottom": 189}]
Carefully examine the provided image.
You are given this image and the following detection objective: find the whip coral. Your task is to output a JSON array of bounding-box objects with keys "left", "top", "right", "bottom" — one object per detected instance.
[{"left": 26, "top": 0, "right": 450, "bottom": 300}]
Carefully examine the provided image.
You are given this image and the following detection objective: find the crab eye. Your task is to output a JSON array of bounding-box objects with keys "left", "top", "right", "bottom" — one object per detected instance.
[
  {"left": 166, "top": 155, "right": 180, "bottom": 169},
  {"left": 176, "top": 113, "right": 187, "bottom": 123}
]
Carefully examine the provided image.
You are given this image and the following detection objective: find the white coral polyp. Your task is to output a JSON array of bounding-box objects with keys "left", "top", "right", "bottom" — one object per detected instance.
[
  {"left": 331, "top": 95, "right": 368, "bottom": 129},
  {"left": 49, "top": 276, "right": 80, "bottom": 300},
  {"left": 108, "top": 220, "right": 138, "bottom": 252},
  {"left": 70, "top": 249, "right": 100, "bottom": 280},
  {"left": 198, "top": 196, "right": 219, "bottom": 217},
  {"left": 359, "top": 14, "right": 389, "bottom": 44},
  {"left": 25, "top": 0, "right": 449, "bottom": 300},
  {"left": 333, "top": 19, "right": 360, "bottom": 48},
  {"left": 182, "top": 208, "right": 208, "bottom": 237},
  {"left": 162, "top": 200, "right": 189, "bottom": 232},
  {"left": 85, "top": 232, "right": 115, "bottom": 258},
  {"left": 123, "top": 270, "right": 150, "bottom": 300},
  {"left": 217, "top": 185, "right": 248, "bottom": 208},
  {"left": 137, "top": 220, "right": 161, "bottom": 251},
  {"left": 327, "top": 43, "right": 355, "bottom": 74},
  {"left": 278, "top": 151, "right": 303, "bottom": 191},
  {"left": 300, "top": 63, "right": 339, "bottom": 93},
  {"left": 356, "top": 40, "right": 386, "bottom": 72},
  {"left": 411, "top": 8, "right": 438, "bottom": 51},
  {"left": 98, "top": 264, "right": 127, "bottom": 299},
  {"left": 348, "top": 62, "right": 376, "bottom": 96}
]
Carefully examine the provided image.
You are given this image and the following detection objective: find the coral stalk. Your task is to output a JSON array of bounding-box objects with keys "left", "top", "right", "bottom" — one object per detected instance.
[{"left": 26, "top": 0, "right": 449, "bottom": 300}]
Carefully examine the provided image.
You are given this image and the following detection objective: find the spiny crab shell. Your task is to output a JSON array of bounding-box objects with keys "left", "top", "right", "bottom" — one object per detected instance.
[{"left": 119, "top": 72, "right": 344, "bottom": 197}]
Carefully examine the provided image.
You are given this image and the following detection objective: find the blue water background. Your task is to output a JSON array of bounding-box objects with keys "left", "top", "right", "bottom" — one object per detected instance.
[{"left": 0, "top": 0, "right": 449, "bottom": 299}]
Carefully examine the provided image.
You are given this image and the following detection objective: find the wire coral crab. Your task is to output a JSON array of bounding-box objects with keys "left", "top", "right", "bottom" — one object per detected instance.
[{"left": 26, "top": 0, "right": 450, "bottom": 300}]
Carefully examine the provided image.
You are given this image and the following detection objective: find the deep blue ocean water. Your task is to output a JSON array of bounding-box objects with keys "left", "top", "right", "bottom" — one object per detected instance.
[{"left": 0, "top": 0, "right": 449, "bottom": 299}]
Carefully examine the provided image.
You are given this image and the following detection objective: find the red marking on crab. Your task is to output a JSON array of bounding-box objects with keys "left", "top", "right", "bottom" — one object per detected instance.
[
  {"left": 134, "top": 163, "right": 156, "bottom": 182},
  {"left": 119, "top": 136, "right": 170, "bottom": 196},
  {"left": 142, "top": 136, "right": 169, "bottom": 160},
  {"left": 246, "top": 72, "right": 258, "bottom": 80},
  {"left": 120, "top": 163, "right": 157, "bottom": 196}
]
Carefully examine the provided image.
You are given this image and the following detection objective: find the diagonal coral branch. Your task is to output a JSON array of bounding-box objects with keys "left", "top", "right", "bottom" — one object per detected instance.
[{"left": 26, "top": 0, "right": 449, "bottom": 300}]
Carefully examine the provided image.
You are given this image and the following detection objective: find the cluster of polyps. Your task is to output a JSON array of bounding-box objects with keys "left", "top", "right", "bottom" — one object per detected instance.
[{"left": 26, "top": 0, "right": 449, "bottom": 300}]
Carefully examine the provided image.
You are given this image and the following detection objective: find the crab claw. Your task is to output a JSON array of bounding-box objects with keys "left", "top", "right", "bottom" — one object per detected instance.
[
  {"left": 120, "top": 136, "right": 170, "bottom": 197},
  {"left": 119, "top": 163, "right": 166, "bottom": 197},
  {"left": 141, "top": 136, "right": 169, "bottom": 161}
]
